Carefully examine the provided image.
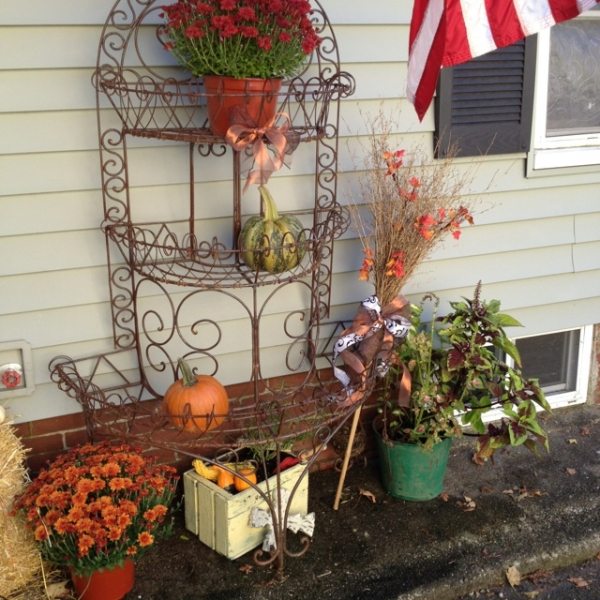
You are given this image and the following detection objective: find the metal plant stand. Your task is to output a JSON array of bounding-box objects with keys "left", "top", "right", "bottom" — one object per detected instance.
[{"left": 49, "top": 0, "right": 368, "bottom": 577}]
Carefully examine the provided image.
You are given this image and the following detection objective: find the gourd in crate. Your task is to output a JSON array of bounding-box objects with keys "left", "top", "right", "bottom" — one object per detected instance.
[{"left": 239, "top": 185, "right": 306, "bottom": 273}]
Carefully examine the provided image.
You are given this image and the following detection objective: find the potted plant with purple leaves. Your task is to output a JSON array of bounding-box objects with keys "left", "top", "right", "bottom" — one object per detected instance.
[{"left": 376, "top": 282, "right": 551, "bottom": 501}]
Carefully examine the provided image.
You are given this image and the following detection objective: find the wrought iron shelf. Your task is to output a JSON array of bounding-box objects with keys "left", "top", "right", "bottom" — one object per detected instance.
[{"left": 51, "top": 0, "right": 362, "bottom": 576}]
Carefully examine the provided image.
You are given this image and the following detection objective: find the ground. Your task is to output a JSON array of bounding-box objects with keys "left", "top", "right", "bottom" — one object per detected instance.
[{"left": 126, "top": 405, "right": 600, "bottom": 600}]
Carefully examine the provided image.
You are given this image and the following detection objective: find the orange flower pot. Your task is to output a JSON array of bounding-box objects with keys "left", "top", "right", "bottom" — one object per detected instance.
[
  {"left": 70, "top": 560, "right": 135, "bottom": 600},
  {"left": 203, "top": 75, "right": 282, "bottom": 137}
]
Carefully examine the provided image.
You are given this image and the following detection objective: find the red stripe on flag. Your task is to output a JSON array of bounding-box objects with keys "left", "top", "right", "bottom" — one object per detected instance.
[
  {"left": 484, "top": 0, "right": 525, "bottom": 49},
  {"left": 547, "top": 0, "right": 585, "bottom": 22},
  {"left": 442, "top": 0, "right": 472, "bottom": 67}
]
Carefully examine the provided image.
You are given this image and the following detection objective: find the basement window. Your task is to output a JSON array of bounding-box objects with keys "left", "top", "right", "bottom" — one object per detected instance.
[{"left": 509, "top": 326, "right": 592, "bottom": 408}]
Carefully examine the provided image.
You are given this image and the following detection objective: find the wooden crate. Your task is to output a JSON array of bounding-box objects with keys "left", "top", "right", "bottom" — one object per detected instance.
[{"left": 183, "top": 463, "right": 309, "bottom": 559}]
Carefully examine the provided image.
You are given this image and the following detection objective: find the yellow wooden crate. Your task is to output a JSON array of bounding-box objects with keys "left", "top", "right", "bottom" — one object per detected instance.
[{"left": 183, "top": 463, "right": 309, "bottom": 559}]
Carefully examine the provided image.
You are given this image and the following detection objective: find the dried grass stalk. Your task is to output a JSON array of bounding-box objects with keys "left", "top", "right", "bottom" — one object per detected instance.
[
  {"left": 352, "top": 113, "right": 474, "bottom": 306},
  {"left": 0, "top": 421, "right": 45, "bottom": 598}
]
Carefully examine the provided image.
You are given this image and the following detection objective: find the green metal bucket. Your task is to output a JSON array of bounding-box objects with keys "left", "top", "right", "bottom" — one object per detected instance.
[{"left": 375, "top": 430, "right": 452, "bottom": 501}]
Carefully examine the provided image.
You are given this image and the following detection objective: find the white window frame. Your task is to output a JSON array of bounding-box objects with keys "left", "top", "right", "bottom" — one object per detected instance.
[
  {"left": 481, "top": 325, "right": 593, "bottom": 424},
  {"left": 529, "top": 10, "right": 600, "bottom": 172}
]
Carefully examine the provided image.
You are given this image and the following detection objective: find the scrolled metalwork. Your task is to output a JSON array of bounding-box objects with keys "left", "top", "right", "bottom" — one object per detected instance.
[{"left": 50, "top": 0, "right": 367, "bottom": 579}]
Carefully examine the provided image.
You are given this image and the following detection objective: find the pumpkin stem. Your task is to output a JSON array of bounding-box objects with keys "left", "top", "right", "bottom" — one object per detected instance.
[
  {"left": 259, "top": 185, "right": 279, "bottom": 221},
  {"left": 177, "top": 358, "right": 196, "bottom": 387}
]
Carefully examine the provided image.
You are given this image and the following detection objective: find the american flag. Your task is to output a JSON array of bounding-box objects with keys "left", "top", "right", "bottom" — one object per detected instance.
[{"left": 407, "top": 0, "right": 600, "bottom": 121}]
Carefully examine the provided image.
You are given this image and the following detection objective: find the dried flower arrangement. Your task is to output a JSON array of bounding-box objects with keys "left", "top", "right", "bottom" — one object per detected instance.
[{"left": 353, "top": 114, "right": 474, "bottom": 306}]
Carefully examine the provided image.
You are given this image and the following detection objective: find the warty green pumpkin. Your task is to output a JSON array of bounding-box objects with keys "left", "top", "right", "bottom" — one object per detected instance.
[{"left": 239, "top": 185, "right": 306, "bottom": 273}]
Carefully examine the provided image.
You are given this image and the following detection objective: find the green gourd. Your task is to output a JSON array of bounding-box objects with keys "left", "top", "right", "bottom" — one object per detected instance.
[{"left": 239, "top": 185, "right": 306, "bottom": 273}]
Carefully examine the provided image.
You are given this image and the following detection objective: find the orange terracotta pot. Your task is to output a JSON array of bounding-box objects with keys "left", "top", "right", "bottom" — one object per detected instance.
[
  {"left": 70, "top": 560, "right": 135, "bottom": 600},
  {"left": 203, "top": 75, "right": 282, "bottom": 137}
]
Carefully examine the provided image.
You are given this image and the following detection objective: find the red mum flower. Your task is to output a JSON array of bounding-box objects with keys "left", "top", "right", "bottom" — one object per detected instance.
[{"left": 257, "top": 36, "right": 272, "bottom": 51}]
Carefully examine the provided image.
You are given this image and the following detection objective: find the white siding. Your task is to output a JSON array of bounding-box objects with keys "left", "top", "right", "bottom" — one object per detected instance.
[{"left": 1, "top": 0, "right": 599, "bottom": 425}]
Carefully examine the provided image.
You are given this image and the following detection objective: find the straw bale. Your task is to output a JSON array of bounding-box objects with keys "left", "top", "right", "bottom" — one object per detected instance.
[{"left": 0, "top": 421, "right": 43, "bottom": 597}]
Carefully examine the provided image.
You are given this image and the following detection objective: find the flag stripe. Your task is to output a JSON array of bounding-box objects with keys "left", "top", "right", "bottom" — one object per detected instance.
[
  {"left": 460, "top": 0, "right": 497, "bottom": 59},
  {"left": 407, "top": 0, "right": 600, "bottom": 121},
  {"left": 406, "top": 0, "right": 444, "bottom": 104},
  {"left": 513, "top": 0, "right": 556, "bottom": 35},
  {"left": 484, "top": 0, "right": 525, "bottom": 48}
]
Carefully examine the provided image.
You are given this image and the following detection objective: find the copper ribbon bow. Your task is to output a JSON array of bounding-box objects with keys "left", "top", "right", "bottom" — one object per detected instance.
[
  {"left": 225, "top": 109, "right": 299, "bottom": 192},
  {"left": 333, "top": 295, "right": 411, "bottom": 406}
]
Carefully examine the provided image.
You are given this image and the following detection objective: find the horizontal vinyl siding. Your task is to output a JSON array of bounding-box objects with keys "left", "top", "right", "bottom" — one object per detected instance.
[{"left": 2, "top": 0, "right": 600, "bottom": 426}]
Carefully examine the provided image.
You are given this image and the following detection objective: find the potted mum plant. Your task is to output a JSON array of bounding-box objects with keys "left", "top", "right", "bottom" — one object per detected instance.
[
  {"left": 160, "top": 0, "right": 322, "bottom": 135},
  {"left": 13, "top": 441, "right": 179, "bottom": 600},
  {"left": 376, "top": 284, "right": 551, "bottom": 501}
]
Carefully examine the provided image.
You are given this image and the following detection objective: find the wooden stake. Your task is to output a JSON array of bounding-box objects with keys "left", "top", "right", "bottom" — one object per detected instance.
[{"left": 333, "top": 405, "right": 362, "bottom": 511}]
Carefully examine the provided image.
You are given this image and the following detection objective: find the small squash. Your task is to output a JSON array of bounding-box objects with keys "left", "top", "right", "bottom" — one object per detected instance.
[
  {"left": 164, "top": 358, "right": 229, "bottom": 433},
  {"left": 239, "top": 185, "right": 306, "bottom": 273},
  {"left": 234, "top": 464, "right": 258, "bottom": 492}
]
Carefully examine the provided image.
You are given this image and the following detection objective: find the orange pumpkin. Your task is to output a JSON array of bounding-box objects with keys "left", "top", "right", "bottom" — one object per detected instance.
[{"left": 164, "top": 358, "right": 229, "bottom": 433}]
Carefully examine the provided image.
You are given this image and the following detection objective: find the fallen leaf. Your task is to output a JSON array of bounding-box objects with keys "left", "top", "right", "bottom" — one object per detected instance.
[
  {"left": 565, "top": 467, "right": 577, "bottom": 476},
  {"left": 568, "top": 576, "right": 590, "bottom": 588},
  {"left": 527, "top": 569, "right": 552, "bottom": 583},
  {"left": 524, "top": 592, "right": 540, "bottom": 599},
  {"left": 457, "top": 495, "right": 477, "bottom": 511},
  {"left": 440, "top": 492, "right": 450, "bottom": 502},
  {"left": 506, "top": 565, "right": 521, "bottom": 587},
  {"left": 502, "top": 488, "right": 515, "bottom": 495},
  {"left": 580, "top": 426, "right": 591, "bottom": 436},
  {"left": 567, "top": 438, "right": 578, "bottom": 445},
  {"left": 179, "top": 534, "right": 190, "bottom": 540},
  {"left": 359, "top": 488, "right": 377, "bottom": 503},
  {"left": 45, "top": 582, "right": 70, "bottom": 599},
  {"left": 480, "top": 485, "right": 494, "bottom": 494},
  {"left": 239, "top": 564, "right": 254, "bottom": 574}
]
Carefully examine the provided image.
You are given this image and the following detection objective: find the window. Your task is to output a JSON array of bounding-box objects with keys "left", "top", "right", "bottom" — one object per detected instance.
[
  {"left": 530, "top": 8, "right": 600, "bottom": 171},
  {"left": 481, "top": 327, "right": 593, "bottom": 426},
  {"left": 435, "top": 7, "right": 600, "bottom": 164}
]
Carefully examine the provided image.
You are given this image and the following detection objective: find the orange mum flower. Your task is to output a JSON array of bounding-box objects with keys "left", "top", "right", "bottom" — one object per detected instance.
[
  {"left": 102, "top": 462, "right": 121, "bottom": 478},
  {"left": 54, "top": 517, "right": 74, "bottom": 535},
  {"left": 34, "top": 524, "right": 48, "bottom": 542},
  {"left": 137, "top": 531, "right": 154, "bottom": 547},
  {"left": 109, "top": 477, "right": 133, "bottom": 492},
  {"left": 77, "top": 534, "right": 95, "bottom": 557},
  {"left": 108, "top": 526, "right": 123, "bottom": 542}
]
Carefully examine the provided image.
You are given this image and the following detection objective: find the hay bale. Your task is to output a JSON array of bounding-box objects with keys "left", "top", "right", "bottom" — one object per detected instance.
[{"left": 0, "top": 421, "right": 44, "bottom": 598}]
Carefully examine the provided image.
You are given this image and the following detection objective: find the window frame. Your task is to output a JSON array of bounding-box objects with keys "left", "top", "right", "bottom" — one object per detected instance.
[
  {"left": 480, "top": 325, "right": 593, "bottom": 425},
  {"left": 529, "top": 10, "right": 600, "bottom": 172}
]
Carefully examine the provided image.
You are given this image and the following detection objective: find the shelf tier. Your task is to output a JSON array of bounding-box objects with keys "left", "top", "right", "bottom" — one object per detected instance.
[
  {"left": 105, "top": 221, "right": 327, "bottom": 288},
  {"left": 97, "top": 72, "right": 355, "bottom": 138},
  {"left": 49, "top": 351, "right": 369, "bottom": 455}
]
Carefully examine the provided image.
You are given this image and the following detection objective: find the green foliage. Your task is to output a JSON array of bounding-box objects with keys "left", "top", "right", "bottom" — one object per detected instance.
[{"left": 379, "top": 283, "right": 551, "bottom": 463}]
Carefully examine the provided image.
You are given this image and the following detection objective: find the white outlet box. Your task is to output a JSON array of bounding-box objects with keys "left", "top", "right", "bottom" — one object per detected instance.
[{"left": 0, "top": 340, "right": 34, "bottom": 397}]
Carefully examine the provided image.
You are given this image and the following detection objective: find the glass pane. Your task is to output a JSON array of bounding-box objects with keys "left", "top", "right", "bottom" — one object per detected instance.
[
  {"left": 546, "top": 20, "right": 600, "bottom": 136},
  {"left": 516, "top": 331, "right": 579, "bottom": 393}
]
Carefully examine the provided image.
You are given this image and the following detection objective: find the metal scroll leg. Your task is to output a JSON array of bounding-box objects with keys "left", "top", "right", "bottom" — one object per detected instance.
[{"left": 333, "top": 405, "right": 362, "bottom": 511}]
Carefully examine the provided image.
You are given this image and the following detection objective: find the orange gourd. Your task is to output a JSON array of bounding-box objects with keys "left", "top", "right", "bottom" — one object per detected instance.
[
  {"left": 216, "top": 467, "right": 235, "bottom": 490},
  {"left": 164, "top": 358, "right": 229, "bottom": 433},
  {"left": 234, "top": 465, "right": 257, "bottom": 492}
]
